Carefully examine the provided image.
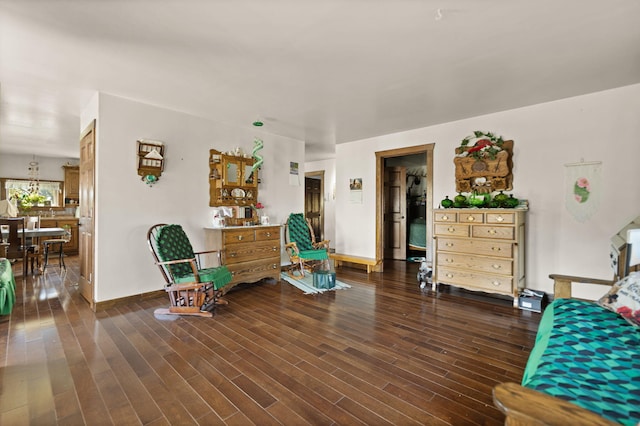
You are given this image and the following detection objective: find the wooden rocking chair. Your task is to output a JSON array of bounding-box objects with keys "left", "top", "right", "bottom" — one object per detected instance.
[{"left": 147, "top": 224, "right": 232, "bottom": 317}]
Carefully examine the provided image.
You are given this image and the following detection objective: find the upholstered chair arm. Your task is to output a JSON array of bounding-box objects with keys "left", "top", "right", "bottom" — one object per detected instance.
[
  {"left": 312, "top": 239, "right": 330, "bottom": 250},
  {"left": 156, "top": 257, "right": 201, "bottom": 281},
  {"left": 493, "top": 382, "right": 617, "bottom": 425},
  {"left": 285, "top": 242, "right": 300, "bottom": 257},
  {"left": 193, "top": 248, "right": 224, "bottom": 268},
  {"left": 548, "top": 274, "right": 614, "bottom": 299}
]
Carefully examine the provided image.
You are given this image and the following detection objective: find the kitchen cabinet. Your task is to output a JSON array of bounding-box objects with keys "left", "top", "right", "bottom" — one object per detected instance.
[
  {"left": 433, "top": 208, "right": 526, "bottom": 305},
  {"left": 63, "top": 165, "right": 80, "bottom": 205}
]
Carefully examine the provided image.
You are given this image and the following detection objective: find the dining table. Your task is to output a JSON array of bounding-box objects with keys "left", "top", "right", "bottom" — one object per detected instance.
[
  {"left": 1, "top": 227, "right": 69, "bottom": 276},
  {"left": 1, "top": 227, "right": 68, "bottom": 240}
]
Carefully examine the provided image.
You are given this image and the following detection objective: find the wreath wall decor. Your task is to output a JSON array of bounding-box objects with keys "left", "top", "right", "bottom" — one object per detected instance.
[{"left": 454, "top": 131, "right": 514, "bottom": 193}]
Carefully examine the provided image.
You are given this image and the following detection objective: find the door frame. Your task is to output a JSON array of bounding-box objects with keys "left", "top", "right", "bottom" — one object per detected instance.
[
  {"left": 376, "top": 144, "right": 434, "bottom": 271},
  {"left": 305, "top": 170, "right": 325, "bottom": 241},
  {"left": 78, "top": 120, "right": 96, "bottom": 309}
]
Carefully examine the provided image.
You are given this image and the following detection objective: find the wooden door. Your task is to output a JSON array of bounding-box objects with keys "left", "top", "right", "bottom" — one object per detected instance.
[
  {"left": 305, "top": 173, "right": 324, "bottom": 242},
  {"left": 384, "top": 166, "right": 406, "bottom": 260},
  {"left": 78, "top": 121, "right": 95, "bottom": 308}
]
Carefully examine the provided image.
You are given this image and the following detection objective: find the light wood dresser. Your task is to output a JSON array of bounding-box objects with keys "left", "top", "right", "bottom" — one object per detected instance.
[
  {"left": 433, "top": 208, "right": 527, "bottom": 305},
  {"left": 204, "top": 225, "right": 281, "bottom": 293}
]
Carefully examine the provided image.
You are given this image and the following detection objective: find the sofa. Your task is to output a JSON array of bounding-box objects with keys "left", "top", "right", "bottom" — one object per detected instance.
[{"left": 493, "top": 272, "right": 640, "bottom": 425}]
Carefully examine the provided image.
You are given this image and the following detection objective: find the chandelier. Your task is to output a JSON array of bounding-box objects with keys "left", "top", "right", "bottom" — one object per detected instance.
[{"left": 28, "top": 157, "right": 39, "bottom": 194}]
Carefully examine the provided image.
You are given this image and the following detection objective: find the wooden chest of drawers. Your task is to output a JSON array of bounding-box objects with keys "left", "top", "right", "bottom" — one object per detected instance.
[
  {"left": 204, "top": 225, "right": 281, "bottom": 291},
  {"left": 433, "top": 208, "right": 527, "bottom": 304}
]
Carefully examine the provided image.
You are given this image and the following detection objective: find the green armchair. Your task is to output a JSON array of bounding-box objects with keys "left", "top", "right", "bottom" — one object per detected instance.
[
  {"left": 284, "top": 213, "right": 330, "bottom": 277},
  {"left": 147, "top": 224, "right": 232, "bottom": 317}
]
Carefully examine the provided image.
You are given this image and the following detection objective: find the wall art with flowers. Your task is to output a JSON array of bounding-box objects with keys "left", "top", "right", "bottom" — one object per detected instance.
[
  {"left": 564, "top": 160, "right": 602, "bottom": 222},
  {"left": 454, "top": 131, "right": 514, "bottom": 193}
]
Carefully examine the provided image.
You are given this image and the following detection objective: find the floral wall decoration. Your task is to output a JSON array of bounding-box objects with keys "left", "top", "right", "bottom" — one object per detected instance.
[
  {"left": 454, "top": 131, "right": 514, "bottom": 193},
  {"left": 564, "top": 160, "right": 602, "bottom": 222}
]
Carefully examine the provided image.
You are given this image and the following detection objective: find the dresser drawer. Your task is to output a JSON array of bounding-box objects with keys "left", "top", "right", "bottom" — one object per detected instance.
[
  {"left": 255, "top": 227, "right": 279, "bottom": 241},
  {"left": 486, "top": 213, "right": 515, "bottom": 224},
  {"left": 227, "top": 257, "right": 280, "bottom": 283},
  {"left": 436, "top": 253, "right": 513, "bottom": 276},
  {"left": 223, "top": 229, "right": 255, "bottom": 244},
  {"left": 436, "top": 237, "right": 513, "bottom": 258},
  {"left": 436, "top": 267, "right": 513, "bottom": 295},
  {"left": 471, "top": 225, "right": 515, "bottom": 240},
  {"left": 434, "top": 212, "right": 457, "bottom": 223},
  {"left": 459, "top": 212, "right": 484, "bottom": 223},
  {"left": 224, "top": 240, "right": 280, "bottom": 264},
  {"left": 434, "top": 223, "right": 469, "bottom": 237}
]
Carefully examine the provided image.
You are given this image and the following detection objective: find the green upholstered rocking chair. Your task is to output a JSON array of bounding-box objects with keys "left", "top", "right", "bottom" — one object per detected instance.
[
  {"left": 284, "top": 213, "right": 330, "bottom": 277},
  {"left": 147, "top": 224, "right": 232, "bottom": 317}
]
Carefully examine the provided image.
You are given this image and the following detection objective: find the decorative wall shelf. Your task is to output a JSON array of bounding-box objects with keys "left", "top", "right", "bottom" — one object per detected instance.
[
  {"left": 137, "top": 140, "right": 165, "bottom": 185},
  {"left": 209, "top": 149, "right": 259, "bottom": 224}
]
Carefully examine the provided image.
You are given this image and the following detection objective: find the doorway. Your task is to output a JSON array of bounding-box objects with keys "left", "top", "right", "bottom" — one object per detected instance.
[
  {"left": 305, "top": 171, "right": 324, "bottom": 242},
  {"left": 376, "top": 144, "right": 434, "bottom": 270}
]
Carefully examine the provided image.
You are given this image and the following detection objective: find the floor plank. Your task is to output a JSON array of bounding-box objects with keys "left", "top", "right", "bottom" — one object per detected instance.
[{"left": 0, "top": 257, "right": 541, "bottom": 425}]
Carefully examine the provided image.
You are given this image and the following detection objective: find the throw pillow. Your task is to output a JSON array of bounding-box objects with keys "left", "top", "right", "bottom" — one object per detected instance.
[{"left": 597, "top": 271, "right": 640, "bottom": 328}]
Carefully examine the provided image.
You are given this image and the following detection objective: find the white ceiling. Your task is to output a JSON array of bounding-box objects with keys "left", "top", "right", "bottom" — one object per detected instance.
[{"left": 1, "top": 0, "right": 639, "bottom": 162}]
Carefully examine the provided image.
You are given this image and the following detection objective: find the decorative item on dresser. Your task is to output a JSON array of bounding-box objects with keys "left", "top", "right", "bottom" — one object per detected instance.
[
  {"left": 204, "top": 225, "right": 281, "bottom": 291},
  {"left": 432, "top": 208, "right": 527, "bottom": 305}
]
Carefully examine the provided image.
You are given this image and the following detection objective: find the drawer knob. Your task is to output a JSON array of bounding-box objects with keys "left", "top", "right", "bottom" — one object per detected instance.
[
  {"left": 272, "top": 246, "right": 278, "bottom": 251},
  {"left": 467, "top": 216, "right": 475, "bottom": 221},
  {"left": 488, "top": 229, "right": 497, "bottom": 235},
  {"left": 237, "top": 235, "right": 243, "bottom": 241},
  {"left": 446, "top": 242, "right": 454, "bottom": 247},
  {"left": 446, "top": 258, "right": 453, "bottom": 263},
  {"left": 492, "top": 247, "right": 502, "bottom": 252},
  {"left": 231, "top": 271, "right": 236, "bottom": 276},
  {"left": 497, "top": 216, "right": 504, "bottom": 222},
  {"left": 272, "top": 264, "right": 278, "bottom": 269},
  {"left": 442, "top": 215, "right": 448, "bottom": 220},
  {"left": 492, "top": 281, "right": 501, "bottom": 286},
  {"left": 447, "top": 227, "right": 455, "bottom": 233},
  {"left": 229, "top": 253, "right": 236, "bottom": 257},
  {"left": 492, "top": 264, "right": 501, "bottom": 269},
  {"left": 266, "top": 232, "right": 271, "bottom": 237},
  {"left": 446, "top": 273, "right": 454, "bottom": 278}
]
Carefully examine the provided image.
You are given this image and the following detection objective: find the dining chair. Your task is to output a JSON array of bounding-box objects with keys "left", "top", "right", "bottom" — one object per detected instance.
[
  {"left": 25, "top": 216, "right": 42, "bottom": 273},
  {"left": 0, "top": 217, "right": 28, "bottom": 277}
]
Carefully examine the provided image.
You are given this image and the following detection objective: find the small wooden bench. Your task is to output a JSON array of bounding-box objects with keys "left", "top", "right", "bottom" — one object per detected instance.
[{"left": 329, "top": 253, "right": 381, "bottom": 273}]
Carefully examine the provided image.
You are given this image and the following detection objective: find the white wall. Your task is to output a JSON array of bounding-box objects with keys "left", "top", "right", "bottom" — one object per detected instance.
[
  {"left": 336, "top": 84, "right": 640, "bottom": 296},
  {"left": 304, "top": 159, "right": 336, "bottom": 246},
  {"left": 0, "top": 154, "right": 77, "bottom": 181},
  {"left": 86, "top": 93, "right": 304, "bottom": 302}
]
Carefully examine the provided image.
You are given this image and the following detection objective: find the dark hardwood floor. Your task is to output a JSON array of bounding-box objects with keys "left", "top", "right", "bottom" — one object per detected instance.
[{"left": 0, "top": 256, "right": 542, "bottom": 425}]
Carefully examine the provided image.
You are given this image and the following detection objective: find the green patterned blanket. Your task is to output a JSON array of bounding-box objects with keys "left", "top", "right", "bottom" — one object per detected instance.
[{"left": 522, "top": 298, "right": 640, "bottom": 425}]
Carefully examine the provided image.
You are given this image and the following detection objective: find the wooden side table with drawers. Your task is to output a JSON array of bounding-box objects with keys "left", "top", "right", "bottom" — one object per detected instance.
[{"left": 204, "top": 225, "right": 281, "bottom": 294}]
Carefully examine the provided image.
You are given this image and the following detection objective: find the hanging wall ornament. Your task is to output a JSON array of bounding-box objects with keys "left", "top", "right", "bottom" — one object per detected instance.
[
  {"left": 564, "top": 160, "right": 602, "bottom": 222},
  {"left": 252, "top": 137, "right": 264, "bottom": 173}
]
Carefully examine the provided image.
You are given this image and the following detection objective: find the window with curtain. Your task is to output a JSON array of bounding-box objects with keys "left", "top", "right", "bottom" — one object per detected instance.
[{"left": 3, "top": 179, "right": 62, "bottom": 207}]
